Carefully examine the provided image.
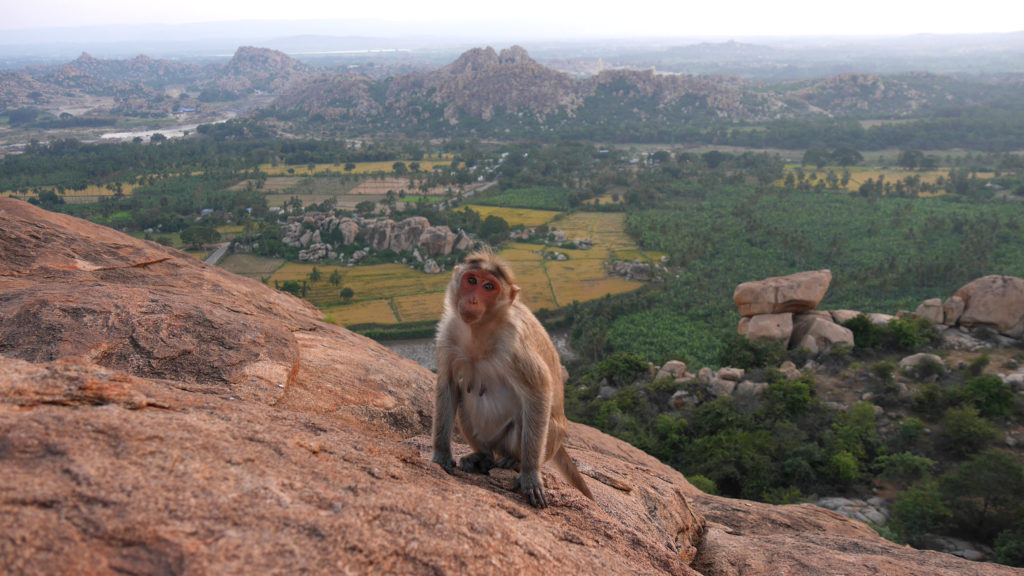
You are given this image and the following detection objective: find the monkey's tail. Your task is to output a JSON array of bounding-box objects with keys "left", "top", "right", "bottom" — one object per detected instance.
[{"left": 554, "top": 446, "right": 594, "bottom": 500}]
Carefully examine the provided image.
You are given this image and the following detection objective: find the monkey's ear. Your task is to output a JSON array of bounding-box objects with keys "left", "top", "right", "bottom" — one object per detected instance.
[{"left": 509, "top": 284, "right": 520, "bottom": 303}]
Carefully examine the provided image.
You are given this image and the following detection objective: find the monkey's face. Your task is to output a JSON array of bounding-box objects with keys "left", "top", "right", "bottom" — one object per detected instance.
[{"left": 456, "top": 269, "right": 503, "bottom": 324}]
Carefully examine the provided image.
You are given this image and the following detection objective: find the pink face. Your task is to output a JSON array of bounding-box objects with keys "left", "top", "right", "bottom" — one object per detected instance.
[{"left": 457, "top": 269, "right": 501, "bottom": 324}]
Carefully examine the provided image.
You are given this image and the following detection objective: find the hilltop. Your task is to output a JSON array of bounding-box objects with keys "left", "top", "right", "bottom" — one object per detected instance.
[{"left": 3, "top": 196, "right": 1022, "bottom": 574}]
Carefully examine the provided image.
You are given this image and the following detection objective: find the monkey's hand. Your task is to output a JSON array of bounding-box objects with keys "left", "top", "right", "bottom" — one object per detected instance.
[
  {"left": 514, "top": 471, "right": 547, "bottom": 509},
  {"left": 432, "top": 451, "right": 457, "bottom": 474}
]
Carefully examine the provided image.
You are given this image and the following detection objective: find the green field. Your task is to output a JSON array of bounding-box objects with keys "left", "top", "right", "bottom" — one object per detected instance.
[{"left": 258, "top": 210, "right": 652, "bottom": 326}]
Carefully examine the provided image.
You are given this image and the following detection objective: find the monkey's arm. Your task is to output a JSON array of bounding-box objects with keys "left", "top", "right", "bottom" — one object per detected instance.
[
  {"left": 431, "top": 360, "right": 458, "bottom": 474},
  {"left": 515, "top": 360, "right": 554, "bottom": 508}
]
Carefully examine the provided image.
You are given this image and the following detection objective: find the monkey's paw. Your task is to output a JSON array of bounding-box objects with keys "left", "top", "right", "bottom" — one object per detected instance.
[
  {"left": 458, "top": 452, "right": 495, "bottom": 474},
  {"left": 493, "top": 456, "right": 520, "bottom": 470},
  {"left": 514, "top": 471, "right": 547, "bottom": 509},
  {"left": 432, "top": 451, "right": 456, "bottom": 474}
]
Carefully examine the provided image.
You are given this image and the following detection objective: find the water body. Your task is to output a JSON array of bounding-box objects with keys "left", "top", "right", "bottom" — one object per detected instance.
[{"left": 382, "top": 331, "right": 578, "bottom": 372}]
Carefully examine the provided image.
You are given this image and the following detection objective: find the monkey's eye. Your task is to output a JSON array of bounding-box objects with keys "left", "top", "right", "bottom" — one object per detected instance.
[
  {"left": 466, "top": 276, "right": 477, "bottom": 285},
  {"left": 483, "top": 281, "right": 496, "bottom": 291}
]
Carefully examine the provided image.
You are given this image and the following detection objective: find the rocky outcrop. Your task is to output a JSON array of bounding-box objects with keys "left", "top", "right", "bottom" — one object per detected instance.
[
  {"left": 610, "top": 260, "right": 663, "bottom": 282},
  {"left": 954, "top": 275, "right": 1024, "bottom": 338},
  {"left": 735, "top": 270, "right": 853, "bottom": 354},
  {"left": 2, "top": 198, "right": 1018, "bottom": 576},
  {"left": 734, "top": 270, "right": 833, "bottom": 316},
  {"left": 278, "top": 213, "right": 471, "bottom": 262}
]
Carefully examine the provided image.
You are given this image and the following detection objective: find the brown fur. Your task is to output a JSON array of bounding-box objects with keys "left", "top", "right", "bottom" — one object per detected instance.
[{"left": 432, "top": 250, "right": 592, "bottom": 507}]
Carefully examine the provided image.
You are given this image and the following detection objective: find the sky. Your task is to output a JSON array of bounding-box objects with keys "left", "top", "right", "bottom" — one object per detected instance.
[{"left": 4, "top": 0, "right": 1023, "bottom": 37}]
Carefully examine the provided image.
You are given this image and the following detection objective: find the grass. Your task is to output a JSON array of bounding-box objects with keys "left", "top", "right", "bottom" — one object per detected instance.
[
  {"left": 458, "top": 205, "right": 560, "bottom": 227},
  {"left": 257, "top": 158, "right": 452, "bottom": 176},
  {"left": 218, "top": 253, "right": 285, "bottom": 280}
]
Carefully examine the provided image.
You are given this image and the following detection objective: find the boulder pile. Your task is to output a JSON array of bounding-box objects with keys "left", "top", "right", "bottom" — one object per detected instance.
[{"left": 276, "top": 213, "right": 473, "bottom": 262}]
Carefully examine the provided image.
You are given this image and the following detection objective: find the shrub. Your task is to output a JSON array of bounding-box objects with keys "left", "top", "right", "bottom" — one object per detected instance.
[
  {"left": 890, "top": 482, "right": 952, "bottom": 545},
  {"left": 717, "top": 333, "right": 785, "bottom": 370},
  {"left": 995, "top": 523, "right": 1024, "bottom": 567},
  {"left": 688, "top": 474, "right": 718, "bottom": 495},
  {"left": 592, "top": 352, "right": 648, "bottom": 387},
  {"left": 827, "top": 450, "right": 861, "bottom": 485},
  {"left": 899, "top": 417, "right": 926, "bottom": 448},
  {"left": 940, "top": 449, "right": 1024, "bottom": 542},
  {"left": 843, "top": 314, "right": 881, "bottom": 349},
  {"left": 964, "top": 374, "right": 1014, "bottom": 417},
  {"left": 876, "top": 452, "right": 936, "bottom": 487},
  {"left": 938, "top": 405, "right": 998, "bottom": 457}
]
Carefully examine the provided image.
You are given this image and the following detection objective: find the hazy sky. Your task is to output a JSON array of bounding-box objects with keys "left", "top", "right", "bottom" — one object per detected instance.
[{"left": 4, "top": 0, "right": 1022, "bottom": 37}]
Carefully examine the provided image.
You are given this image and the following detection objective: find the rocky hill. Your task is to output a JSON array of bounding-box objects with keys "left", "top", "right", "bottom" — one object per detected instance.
[
  {"left": 2, "top": 196, "right": 1021, "bottom": 575},
  {"left": 213, "top": 46, "right": 317, "bottom": 94}
]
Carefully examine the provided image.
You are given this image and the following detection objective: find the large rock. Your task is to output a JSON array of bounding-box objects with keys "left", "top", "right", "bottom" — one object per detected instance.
[
  {"left": 954, "top": 275, "right": 1024, "bottom": 338},
  {"left": 790, "top": 315, "right": 855, "bottom": 354},
  {"left": 2, "top": 198, "right": 1017, "bottom": 576},
  {"left": 363, "top": 218, "right": 395, "bottom": 251},
  {"left": 390, "top": 216, "right": 430, "bottom": 253},
  {"left": 734, "top": 270, "right": 832, "bottom": 317},
  {"left": 419, "top": 225, "right": 456, "bottom": 257},
  {"left": 914, "top": 298, "right": 944, "bottom": 324},
  {"left": 738, "top": 312, "right": 793, "bottom": 344}
]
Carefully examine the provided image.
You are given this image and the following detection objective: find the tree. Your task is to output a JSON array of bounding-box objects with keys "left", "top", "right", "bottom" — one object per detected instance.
[
  {"left": 392, "top": 161, "right": 408, "bottom": 175},
  {"left": 309, "top": 266, "right": 322, "bottom": 283},
  {"left": 940, "top": 450, "right": 1024, "bottom": 541},
  {"left": 329, "top": 269, "right": 342, "bottom": 287},
  {"left": 479, "top": 215, "right": 510, "bottom": 245},
  {"left": 344, "top": 162, "right": 356, "bottom": 172},
  {"left": 340, "top": 287, "right": 354, "bottom": 302},
  {"left": 179, "top": 225, "right": 221, "bottom": 248}
]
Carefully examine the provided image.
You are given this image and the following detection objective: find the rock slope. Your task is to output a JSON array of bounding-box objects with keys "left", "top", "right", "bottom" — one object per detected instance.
[{"left": 1, "top": 197, "right": 1020, "bottom": 575}]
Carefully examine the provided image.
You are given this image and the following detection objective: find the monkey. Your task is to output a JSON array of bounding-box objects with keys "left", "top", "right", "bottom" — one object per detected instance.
[{"left": 431, "top": 249, "right": 593, "bottom": 508}]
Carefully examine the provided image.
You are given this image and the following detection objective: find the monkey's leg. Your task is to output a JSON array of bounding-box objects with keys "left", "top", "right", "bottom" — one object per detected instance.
[{"left": 458, "top": 452, "right": 495, "bottom": 474}]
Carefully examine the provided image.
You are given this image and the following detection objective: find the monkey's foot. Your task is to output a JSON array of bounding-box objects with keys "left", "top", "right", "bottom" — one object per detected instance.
[
  {"left": 458, "top": 452, "right": 495, "bottom": 474},
  {"left": 432, "top": 451, "right": 457, "bottom": 474},
  {"left": 493, "top": 456, "right": 520, "bottom": 470},
  {"left": 514, "top": 471, "right": 547, "bottom": 509}
]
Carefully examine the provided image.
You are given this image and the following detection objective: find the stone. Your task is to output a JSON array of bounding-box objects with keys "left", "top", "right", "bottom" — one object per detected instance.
[
  {"left": 655, "top": 360, "right": 687, "bottom": 381},
  {"left": 419, "top": 225, "right": 456, "bottom": 257},
  {"left": 914, "top": 298, "right": 944, "bottom": 324},
  {"left": 867, "top": 313, "right": 895, "bottom": 327},
  {"left": 778, "top": 360, "right": 801, "bottom": 380},
  {"left": 708, "top": 378, "right": 737, "bottom": 397},
  {"left": 698, "top": 366, "right": 714, "bottom": 385},
  {"left": 733, "top": 270, "right": 832, "bottom": 317},
  {"left": 4, "top": 197, "right": 1019, "bottom": 576},
  {"left": 453, "top": 229, "right": 474, "bottom": 252},
  {"left": 790, "top": 316, "right": 854, "bottom": 354},
  {"left": 364, "top": 218, "right": 395, "bottom": 251},
  {"left": 942, "top": 295, "right": 965, "bottom": 326},
  {"left": 830, "top": 309, "right": 863, "bottom": 325},
  {"left": 671, "top": 390, "right": 698, "bottom": 409},
  {"left": 740, "top": 312, "right": 794, "bottom": 344},
  {"left": 954, "top": 275, "right": 1024, "bottom": 337},
  {"left": 734, "top": 380, "right": 767, "bottom": 397},
  {"left": 899, "top": 353, "right": 946, "bottom": 376},
  {"left": 423, "top": 259, "right": 441, "bottom": 274},
  {"left": 717, "top": 367, "right": 745, "bottom": 382},
  {"left": 389, "top": 216, "right": 430, "bottom": 253}
]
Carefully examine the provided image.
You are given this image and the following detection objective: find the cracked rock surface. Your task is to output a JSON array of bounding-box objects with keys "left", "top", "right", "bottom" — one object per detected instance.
[{"left": 2, "top": 197, "right": 1020, "bottom": 575}]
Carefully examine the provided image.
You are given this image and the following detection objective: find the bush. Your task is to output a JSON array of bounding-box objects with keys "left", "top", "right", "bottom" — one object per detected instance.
[
  {"left": 876, "top": 452, "right": 936, "bottom": 487},
  {"left": 899, "top": 417, "right": 926, "bottom": 448},
  {"left": 939, "top": 449, "right": 1024, "bottom": 542},
  {"left": 995, "top": 523, "right": 1024, "bottom": 567},
  {"left": 964, "top": 374, "right": 1014, "bottom": 417},
  {"left": 827, "top": 450, "right": 861, "bottom": 485},
  {"left": 886, "top": 316, "right": 937, "bottom": 351},
  {"left": 890, "top": 482, "right": 952, "bottom": 545},
  {"left": 937, "top": 405, "right": 998, "bottom": 457},
  {"left": 688, "top": 474, "right": 718, "bottom": 495},
  {"left": 717, "top": 333, "right": 786, "bottom": 370},
  {"left": 843, "top": 314, "right": 881, "bottom": 349},
  {"left": 592, "top": 352, "right": 648, "bottom": 387}
]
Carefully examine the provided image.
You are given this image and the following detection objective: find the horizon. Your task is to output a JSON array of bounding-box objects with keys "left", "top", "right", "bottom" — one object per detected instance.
[{"left": 5, "top": 0, "right": 1024, "bottom": 40}]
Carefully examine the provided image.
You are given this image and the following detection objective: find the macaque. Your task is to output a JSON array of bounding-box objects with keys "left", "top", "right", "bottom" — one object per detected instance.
[{"left": 432, "top": 249, "right": 593, "bottom": 508}]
